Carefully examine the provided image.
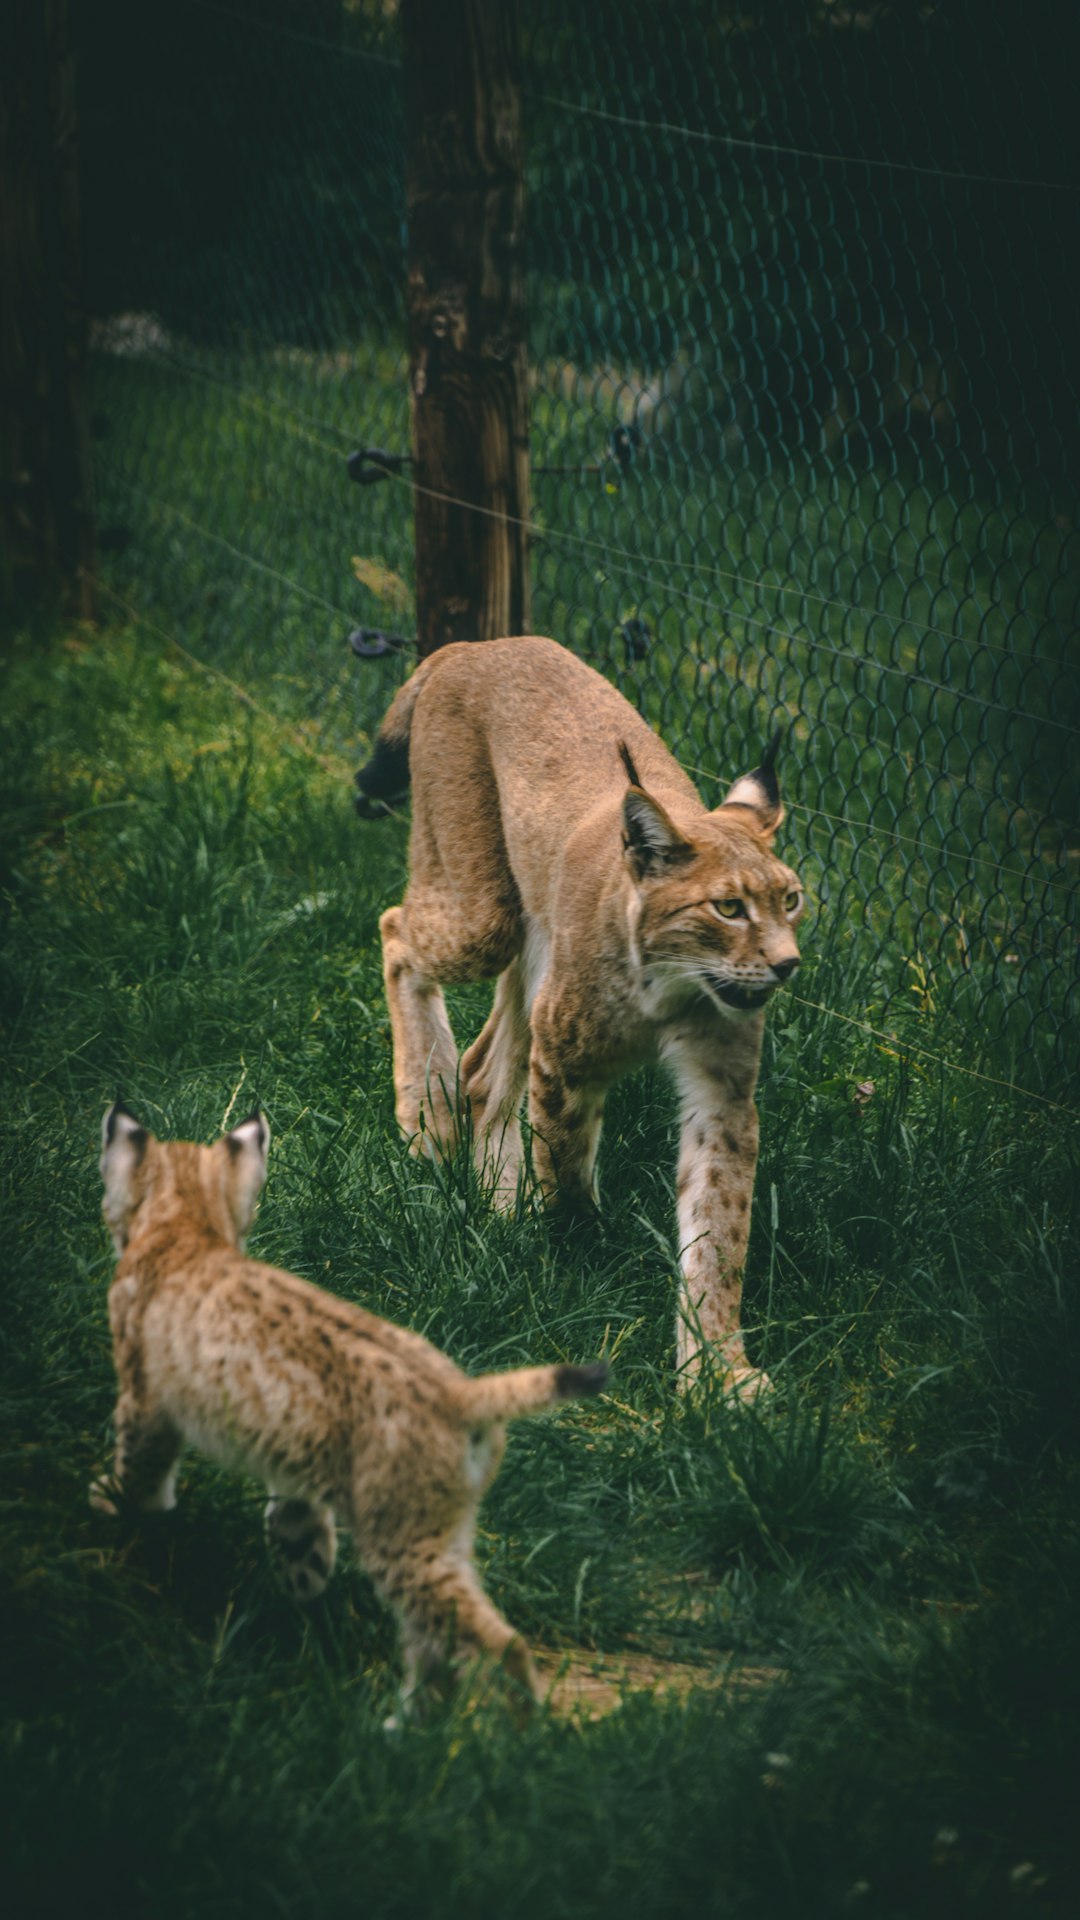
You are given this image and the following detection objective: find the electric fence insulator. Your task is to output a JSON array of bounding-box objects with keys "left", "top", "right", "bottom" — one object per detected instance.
[
  {"left": 349, "top": 627, "right": 412, "bottom": 659},
  {"left": 621, "top": 616, "right": 651, "bottom": 659},
  {"left": 346, "top": 448, "right": 410, "bottom": 486}
]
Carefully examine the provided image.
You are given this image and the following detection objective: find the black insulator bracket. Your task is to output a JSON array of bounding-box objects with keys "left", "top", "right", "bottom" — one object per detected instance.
[
  {"left": 349, "top": 627, "right": 413, "bottom": 660},
  {"left": 346, "top": 447, "right": 411, "bottom": 486}
]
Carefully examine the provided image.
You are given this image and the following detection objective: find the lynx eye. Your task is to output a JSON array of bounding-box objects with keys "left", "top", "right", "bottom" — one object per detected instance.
[
  {"left": 713, "top": 898, "right": 745, "bottom": 920},
  {"left": 784, "top": 889, "right": 802, "bottom": 915}
]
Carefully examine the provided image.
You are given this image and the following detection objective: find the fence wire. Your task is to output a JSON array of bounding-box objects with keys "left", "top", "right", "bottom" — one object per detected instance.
[{"left": 81, "top": 0, "right": 1078, "bottom": 1097}]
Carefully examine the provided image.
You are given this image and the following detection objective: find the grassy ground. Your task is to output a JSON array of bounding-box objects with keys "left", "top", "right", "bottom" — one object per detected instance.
[{"left": 1, "top": 613, "right": 1077, "bottom": 1918}]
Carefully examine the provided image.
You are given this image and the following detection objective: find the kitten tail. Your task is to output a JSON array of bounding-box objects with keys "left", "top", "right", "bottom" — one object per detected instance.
[{"left": 462, "top": 1361, "right": 608, "bottom": 1425}]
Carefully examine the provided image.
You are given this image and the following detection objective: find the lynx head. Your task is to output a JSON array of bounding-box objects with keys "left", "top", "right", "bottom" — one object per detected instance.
[
  {"left": 620, "top": 736, "right": 804, "bottom": 1019},
  {"left": 100, "top": 1101, "right": 270, "bottom": 1253}
]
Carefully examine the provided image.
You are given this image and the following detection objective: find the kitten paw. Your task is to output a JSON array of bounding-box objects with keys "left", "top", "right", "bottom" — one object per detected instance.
[
  {"left": 88, "top": 1475, "right": 122, "bottom": 1516},
  {"left": 265, "top": 1497, "right": 337, "bottom": 1602}
]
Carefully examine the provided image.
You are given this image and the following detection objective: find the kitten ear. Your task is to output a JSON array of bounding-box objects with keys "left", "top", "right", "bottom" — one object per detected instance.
[
  {"left": 101, "top": 1098, "right": 148, "bottom": 1167},
  {"left": 223, "top": 1109, "right": 270, "bottom": 1239},
  {"left": 100, "top": 1100, "right": 150, "bottom": 1251},
  {"left": 717, "top": 731, "right": 785, "bottom": 837},
  {"left": 622, "top": 786, "right": 693, "bottom": 880},
  {"left": 225, "top": 1108, "right": 269, "bottom": 1156}
]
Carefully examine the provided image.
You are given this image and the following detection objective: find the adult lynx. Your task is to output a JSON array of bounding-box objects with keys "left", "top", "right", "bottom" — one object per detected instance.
[
  {"left": 94, "top": 1101, "right": 607, "bottom": 1719},
  {"left": 355, "top": 635, "right": 804, "bottom": 1394}
]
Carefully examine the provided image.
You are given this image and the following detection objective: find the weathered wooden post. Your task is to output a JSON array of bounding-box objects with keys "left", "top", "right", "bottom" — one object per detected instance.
[
  {"left": 401, "top": 0, "right": 529, "bottom": 658},
  {"left": 0, "top": 0, "right": 95, "bottom": 617}
]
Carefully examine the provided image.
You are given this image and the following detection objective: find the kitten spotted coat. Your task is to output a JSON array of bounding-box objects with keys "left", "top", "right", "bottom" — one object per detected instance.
[{"left": 94, "top": 1101, "right": 607, "bottom": 1719}]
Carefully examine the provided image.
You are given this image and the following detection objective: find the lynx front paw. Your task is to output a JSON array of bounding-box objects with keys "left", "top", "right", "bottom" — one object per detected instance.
[
  {"left": 723, "top": 1362, "right": 773, "bottom": 1403},
  {"left": 265, "top": 1497, "right": 337, "bottom": 1602},
  {"left": 678, "top": 1347, "right": 773, "bottom": 1400}
]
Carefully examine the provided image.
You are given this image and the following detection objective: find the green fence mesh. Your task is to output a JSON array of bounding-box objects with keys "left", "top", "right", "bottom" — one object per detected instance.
[{"left": 82, "top": 1, "right": 1078, "bottom": 1097}]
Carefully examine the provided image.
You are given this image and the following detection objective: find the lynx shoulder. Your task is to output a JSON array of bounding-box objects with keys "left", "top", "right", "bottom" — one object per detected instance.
[
  {"left": 356, "top": 634, "right": 805, "bottom": 1394},
  {"left": 94, "top": 1100, "right": 607, "bottom": 1721}
]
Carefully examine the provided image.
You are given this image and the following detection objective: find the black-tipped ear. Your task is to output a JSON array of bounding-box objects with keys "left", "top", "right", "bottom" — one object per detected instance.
[
  {"left": 102, "top": 1100, "right": 147, "bottom": 1154},
  {"left": 100, "top": 1101, "right": 151, "bottom": 1251},
  {"left": 718, "top": 729, "right": 785, "bottom": 835},
  {"left": 622, "top": 787, "right": 694, "bottom": 879},
  {"left": 225, "top": 1109, "right": 269, "bottom": 1159},
  {"left": 222, "top": 1109, "right": 270, "bottom": 1238}
]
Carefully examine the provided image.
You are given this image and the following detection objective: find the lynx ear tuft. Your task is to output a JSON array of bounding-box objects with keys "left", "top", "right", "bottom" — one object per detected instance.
[
  {"left": 617, "top": 739, "right": 644, "bottom": 789},
  {"left": 622, "top": 786, "right": 694, "bottom": 879},
  {"left": 719, "top": 730, "right": 785, "bottom": 836}
]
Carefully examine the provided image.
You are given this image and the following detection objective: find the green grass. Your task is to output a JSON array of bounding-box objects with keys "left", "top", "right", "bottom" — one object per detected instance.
[{"left": 1, "top": 612, "right": 1077, "bottom": 1918}]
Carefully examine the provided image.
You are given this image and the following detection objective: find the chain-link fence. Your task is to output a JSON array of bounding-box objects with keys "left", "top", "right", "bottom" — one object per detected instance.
[{"left": 82, "top": 0, "right": 1078, "bottom": 1095}]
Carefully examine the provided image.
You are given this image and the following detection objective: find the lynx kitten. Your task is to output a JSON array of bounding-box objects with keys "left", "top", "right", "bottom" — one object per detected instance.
[{"left": 94, "top": 1100, "right": 607, "bottom": 1718}]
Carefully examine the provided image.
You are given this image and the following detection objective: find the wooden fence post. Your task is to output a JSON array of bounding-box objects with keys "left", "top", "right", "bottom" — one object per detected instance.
[
  {"left": 0, "top": 0, "right": 95, "bottom": 618},
  {"left": 401, "top": 0, "right": 529, "bottom": 658}
]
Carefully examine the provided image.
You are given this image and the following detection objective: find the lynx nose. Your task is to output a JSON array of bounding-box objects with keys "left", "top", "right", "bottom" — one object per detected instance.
[{"left": 770, "top": 957, "right": 800, "bottom": 983}]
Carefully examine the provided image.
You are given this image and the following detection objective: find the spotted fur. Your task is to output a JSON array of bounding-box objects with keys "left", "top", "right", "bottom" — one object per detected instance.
[
  {"left": 93, "top": 1102, "right": 607, "bottom": 1720},
  {"left": 357, "top": 635, "right": 805, "bottom": 1394}
]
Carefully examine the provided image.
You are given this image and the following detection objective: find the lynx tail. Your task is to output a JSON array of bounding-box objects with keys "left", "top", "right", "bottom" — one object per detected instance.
[
  {"left": 463, "top": 1361, "right": 609, "bottom": 1425},
  {"left": 354, "top": 669, "right": 426, "bottom": 818}
]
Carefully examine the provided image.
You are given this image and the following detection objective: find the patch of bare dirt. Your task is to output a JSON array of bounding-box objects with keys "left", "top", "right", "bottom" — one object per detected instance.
[{"left": 534, "top": 1648, "right": 782, "bottom": 1721}]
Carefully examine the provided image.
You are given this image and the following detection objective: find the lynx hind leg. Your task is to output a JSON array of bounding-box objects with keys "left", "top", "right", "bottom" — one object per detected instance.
[
  {"left": 381, "top": 876, "right": 523, "bottom": 1165},
  {"left": 461, "top": 958, "right": 531, "bottom": 1207},
  {"left": 264, "top": 1496, "right": 338, "bottom": 1602},
  {"left": 90, "top": 1396, "right": 182, "bottom": 1515},
  {"left": 380, "top": 905, "right": 461, "bottom": 1155}
]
